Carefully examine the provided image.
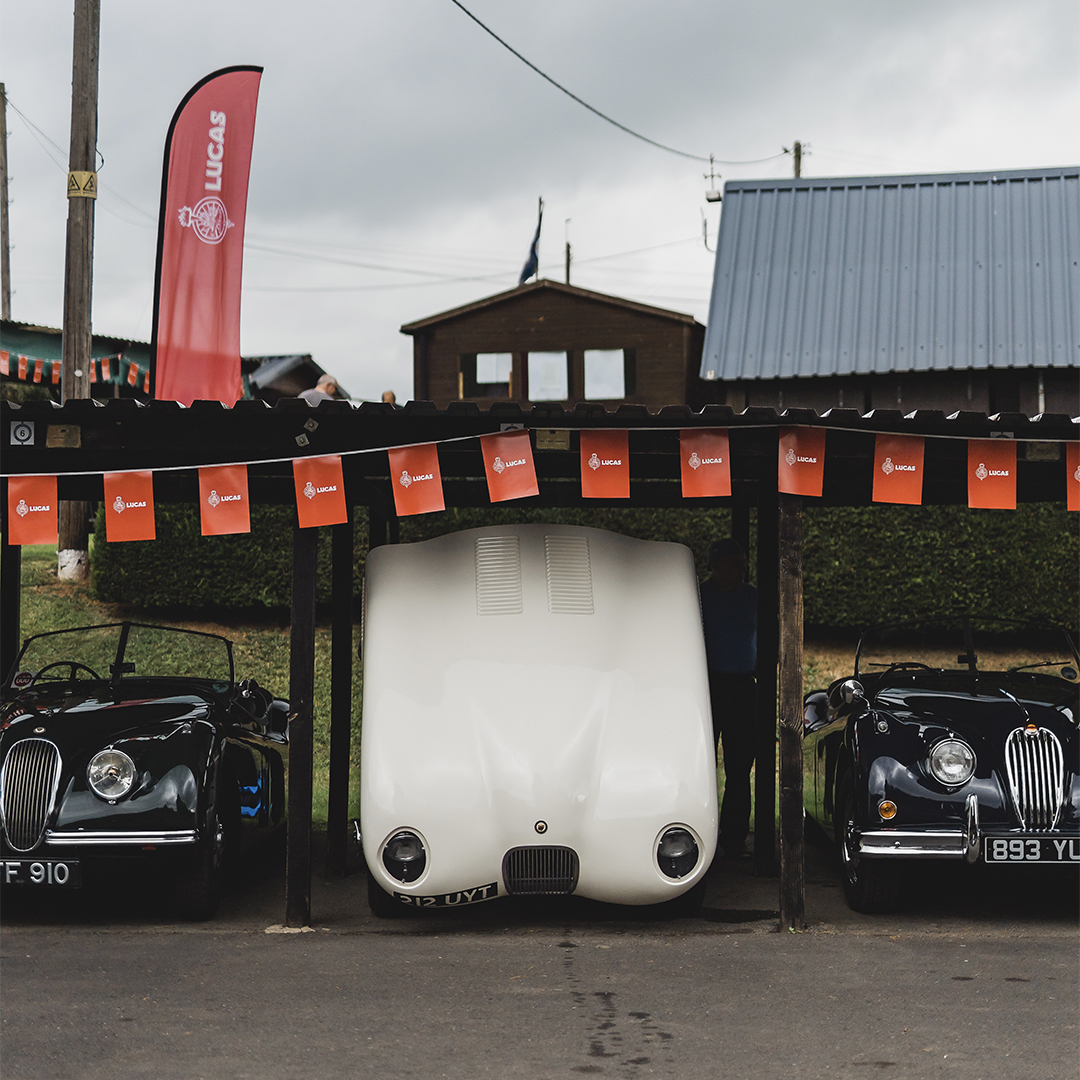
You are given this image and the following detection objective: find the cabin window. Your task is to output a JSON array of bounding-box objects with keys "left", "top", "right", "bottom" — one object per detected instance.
[
  {"left": 459, "top": 353, "right": 512, "bottom": 398},
  {"left": 584, "top": 350, "right": 626, "bottom": 400},
  {"left": 475, "top": 353, "right": 512, "bottom": 398},
  {"left": 528, "top": 351, "right": 569, "bottom": 401}
]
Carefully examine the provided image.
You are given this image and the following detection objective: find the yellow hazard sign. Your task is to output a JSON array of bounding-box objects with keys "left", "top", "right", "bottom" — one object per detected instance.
[{"left": 67, "top": 171, "right": 98, "bottom": 198}]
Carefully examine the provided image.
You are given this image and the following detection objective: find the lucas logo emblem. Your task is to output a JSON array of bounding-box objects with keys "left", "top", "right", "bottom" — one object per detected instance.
[{"left": 177, "top": 196, "right": 233, "bottom": 245}]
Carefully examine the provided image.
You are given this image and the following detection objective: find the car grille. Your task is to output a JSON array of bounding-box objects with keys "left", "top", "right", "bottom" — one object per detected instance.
[
  {"left": 1004, "top": 726, "right": 1065, "bottom": 830},
  {"left": 1, "top": 738, "right": 62, "bottom": 853},
  {"left": 502, "top": 846, "right": 580, "bottom": 895}
]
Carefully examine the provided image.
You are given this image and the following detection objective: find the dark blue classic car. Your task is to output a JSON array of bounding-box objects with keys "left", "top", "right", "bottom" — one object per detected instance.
[
  {"left": 1, "top": 623, "right": 288, "bottom": 918},
  {"left": 804, "top": 617, "right": 1079, "bottom": 912}
]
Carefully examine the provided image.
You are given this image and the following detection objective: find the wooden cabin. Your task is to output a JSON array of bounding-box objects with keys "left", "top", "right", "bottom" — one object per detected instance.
[{"left": 401, "top": 279, "right": 706, "bottom": 411}]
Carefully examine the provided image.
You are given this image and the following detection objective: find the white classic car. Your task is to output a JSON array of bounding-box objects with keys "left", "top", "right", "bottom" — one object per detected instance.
[{"left": 359, "top": 523, "right": 717, "bottom": 916}]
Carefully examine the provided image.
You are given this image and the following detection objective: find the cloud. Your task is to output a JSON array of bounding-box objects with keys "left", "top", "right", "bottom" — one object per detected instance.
[{"left": 2, "top": 0, "right": 1077, "bottom": 399}]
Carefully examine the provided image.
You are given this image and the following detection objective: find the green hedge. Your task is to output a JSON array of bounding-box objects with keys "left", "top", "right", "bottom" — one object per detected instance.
[
  {"left": 91, "top": 502, "right": 1077, "bottom": 630},
  {"left": 91, "top": 503, "right": 365, "bottom": 610}
]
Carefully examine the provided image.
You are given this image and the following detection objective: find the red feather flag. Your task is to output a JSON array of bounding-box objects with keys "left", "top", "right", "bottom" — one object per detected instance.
[{"left": 152, "top": 67, "right": 262, "bottom": 406}]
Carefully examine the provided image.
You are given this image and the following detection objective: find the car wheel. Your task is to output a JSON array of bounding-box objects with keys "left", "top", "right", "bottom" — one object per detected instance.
[
  {"left": 175, "top": 786, "right": 237, "bottom": 921},
  {"left": 650, "top": 878, "right": 707, "bottom": 918},
  {"left": 367, "top": 870, "right": 406, "bottom": 918},
  {"left": 836, "top": 777, "right": 898, "bottom": 914}
]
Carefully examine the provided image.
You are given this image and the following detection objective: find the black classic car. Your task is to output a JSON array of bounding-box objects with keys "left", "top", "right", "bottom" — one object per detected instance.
[
  {"left": 803, "top": 616, "right": 1080, "bottom": 912},
  {"left": 0, "top": 622, "right": 288, "bottom": 918}
]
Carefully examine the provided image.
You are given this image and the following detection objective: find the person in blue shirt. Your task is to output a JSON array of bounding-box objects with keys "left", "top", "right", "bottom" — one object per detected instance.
[{"left": 700, "top": 538, "right": 758, "bottom": 858}]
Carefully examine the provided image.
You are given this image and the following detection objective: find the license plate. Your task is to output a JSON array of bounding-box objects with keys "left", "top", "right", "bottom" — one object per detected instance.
[
  {"left": 392, "top": 882, "right": 498, "bottom": 908},
  {"left": 984, "top": 837, "right": 1080, "bottom": 863},
  {"left": 1, "top": 859, "right": 82, "bottom": 887}
]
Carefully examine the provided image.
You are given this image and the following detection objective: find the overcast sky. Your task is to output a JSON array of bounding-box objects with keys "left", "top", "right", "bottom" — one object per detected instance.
[{"left": 2, "top": 0, "right": 1078, "bottom": 401}]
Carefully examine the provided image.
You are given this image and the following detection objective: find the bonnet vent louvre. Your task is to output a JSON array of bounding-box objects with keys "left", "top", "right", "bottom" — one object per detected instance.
[
  {"left": 475, "top": 536, "right": 523, "bottom": 615},
  {"left": 545, "top": 536, "right": 593, "bottom": 615}
]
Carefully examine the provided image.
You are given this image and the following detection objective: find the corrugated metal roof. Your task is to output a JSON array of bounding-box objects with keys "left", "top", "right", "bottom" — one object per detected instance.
[{"left": 700, "top": 166, "right": 1080, "bottom": 381}]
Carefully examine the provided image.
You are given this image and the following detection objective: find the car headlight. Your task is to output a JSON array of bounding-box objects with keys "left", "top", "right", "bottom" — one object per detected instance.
[
  {"left": 928, "top": 739, "right": 976, "bottom": 787},
  {"left": 87, "top": 750, "right": 136, "bottom": 801},
  {"left": 656, "top": 827, "right": 699, "bottom": 879},
  {"left": 382, "top": 830, "right": 426, "bottom": 883}
]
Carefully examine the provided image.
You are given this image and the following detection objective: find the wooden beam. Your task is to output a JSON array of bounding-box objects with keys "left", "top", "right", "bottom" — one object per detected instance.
[
  {"left": 326, "top": 512, "right": 354, "bottom": 878},
  {"left": 754, "top": 487, "right": 779, "bottom": 876},
  {"left": 777, "top": 492, "right": 805, "bottom": 930},
  {"left": 285, "top": 523, "right": 318, "bottom": 927},
  {"left": 0, "top": 496, "right": 20, "bottom": 676}
]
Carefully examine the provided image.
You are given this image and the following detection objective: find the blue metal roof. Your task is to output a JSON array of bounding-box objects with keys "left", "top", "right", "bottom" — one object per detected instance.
[{"left": 700, "top": 166, "right": 1079, "bottom": 381}]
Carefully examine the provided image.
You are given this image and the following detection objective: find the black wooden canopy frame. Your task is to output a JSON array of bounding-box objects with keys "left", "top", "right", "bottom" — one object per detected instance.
[{"left": 2, "top": 396, "right": 1076, "bottom": 929}]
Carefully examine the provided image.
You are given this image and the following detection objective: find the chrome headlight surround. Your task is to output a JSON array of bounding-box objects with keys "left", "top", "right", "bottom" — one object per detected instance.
[
  {"left": 381, "top": 829, "right": 427, "bottom": 883},
  {"left": 656, "top": 825, "right": 700, "bottom": 879},
  {"left": 927, "top": 738, "right": 976, "bottom": 787},
  {"left": 87, "top": 749, "right": 137, "bottom": 801}
]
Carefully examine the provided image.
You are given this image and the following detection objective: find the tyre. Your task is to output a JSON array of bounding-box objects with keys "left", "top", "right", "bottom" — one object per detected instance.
[
  {"left": 175, "top": 784, "right": 238, "bottom": 921},
  {"left": 836, "top": 778, "right": 898, "bottom": 914},
  {"left": 647, "top": 878, "right": 707, "bottom": 918},
  {"left": 367, "top": 870, "right": 406, "bottom": 918}
]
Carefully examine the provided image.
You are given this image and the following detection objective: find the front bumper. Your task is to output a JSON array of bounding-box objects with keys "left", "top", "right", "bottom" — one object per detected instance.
[
  {"left": 43, "top": 829, "right": 198, "bottom": 847},
  {"left": 859, "top": 795, "right": 1079, "bottom": 864}
]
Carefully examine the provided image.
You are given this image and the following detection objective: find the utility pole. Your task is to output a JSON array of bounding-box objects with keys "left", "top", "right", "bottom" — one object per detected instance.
[
  {"left": 57, "top": 0, "right": 100, "bottom": 582},
  {"left": 1, "top": 83, "right": 11, "bottom": 320},
  {"left": 793, "top": 140, "right": 802, "bottom": 179},
  {"left": 564, "top": 218, "right": 571, "bottom": 285}
]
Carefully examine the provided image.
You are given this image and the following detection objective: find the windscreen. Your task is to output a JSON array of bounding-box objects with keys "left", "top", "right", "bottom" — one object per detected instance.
[{"left": 9, "top": 623, "right": 232, "bottom": 690}]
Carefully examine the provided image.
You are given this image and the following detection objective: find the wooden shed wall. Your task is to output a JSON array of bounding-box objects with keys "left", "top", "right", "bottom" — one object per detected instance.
[{"left": 410, "top": 289, "right": 704, "bottom": 411}]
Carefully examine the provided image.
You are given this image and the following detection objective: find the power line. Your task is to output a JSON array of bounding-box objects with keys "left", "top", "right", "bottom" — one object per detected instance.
[{"left": 447, "top": 0, "right": 784, "bottom": 167}]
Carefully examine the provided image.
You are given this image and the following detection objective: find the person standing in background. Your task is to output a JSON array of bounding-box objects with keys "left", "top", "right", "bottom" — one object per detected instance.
[{"left": 700, "top": 538, "right": 758, "bottom": 858}]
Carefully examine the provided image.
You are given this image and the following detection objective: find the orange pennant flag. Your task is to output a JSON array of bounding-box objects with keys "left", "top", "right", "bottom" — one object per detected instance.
[
  {"left": 388, "top": 443, "right": 445, "bottom": 516},
  {"left": 581, "top": 430, "right": 630, "bottom": 498},
  {"left": 968, "top": 440, "right": 1016, "bottom": 509},
  {"left": 199, "top": 464, "right": 251, "bottom": 535},
  {"left": 872, "top": 434, "right": 925, "bottom": 505},
  {"left": 480, "top": 429, "right": 539, "bottom": 502},
  {"left": 778, "top": 427, "right": 826, "bottom": 497},
  {"left": 8, "top": 475, "right": 58, "bottom": 545},
  {"left": 293, "top": 455, "right": 348, "bottom": 527},
  {"left": 680, "top": 429, "right": 731, "bottom": 498},
  {"left": 103, "top": 471, "right": 156, "bottom": 542}
]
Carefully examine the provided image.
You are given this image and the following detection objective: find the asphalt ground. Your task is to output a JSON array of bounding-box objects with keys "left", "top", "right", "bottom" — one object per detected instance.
[{"left": 1, "top": 838, "right": 1077, "bottom": 1080}]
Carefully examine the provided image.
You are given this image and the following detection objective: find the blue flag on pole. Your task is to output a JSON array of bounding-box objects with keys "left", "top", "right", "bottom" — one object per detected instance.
[{"left": 518, "top": 198, "right": 543, "bottom": 285}]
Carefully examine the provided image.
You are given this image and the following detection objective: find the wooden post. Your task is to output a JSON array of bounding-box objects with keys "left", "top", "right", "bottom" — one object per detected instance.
[
  {"left": 1, "top": 483, "right": 20, "bottom": 676},
  {"left": 326, "top": 512, "right": 354, "bottom": 878},
  {"left": 286, "top": 523, "right": 318, "bottom": 927},
  {"left": 368, "top": 506, "right": 388, "bottom": 551},
  {"left": 1, "top": 83, "right": 12, "bottom": 320},
  {"left": 731, "top": 500, "right": 750, "bottom": 563},
  {"left": 754, "top": 488, "right": 779, "bottom": 876},
  {"left": 777, "top": 492, "right": 805, "bottom": 930},
  {"left": 58, "top": 0, "right": 99, "bottom": 582}
]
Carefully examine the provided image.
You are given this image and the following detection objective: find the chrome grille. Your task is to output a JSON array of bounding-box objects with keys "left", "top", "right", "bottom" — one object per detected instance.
[
  {"left": 502, "top": 846, "right": 579, "bottom": 895},
  {"left": 1004, "top": 727, "right": 1065, "bottom": 830},
  {"left": 1, "top": 738, "right": 62, "bottom": 853}
]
